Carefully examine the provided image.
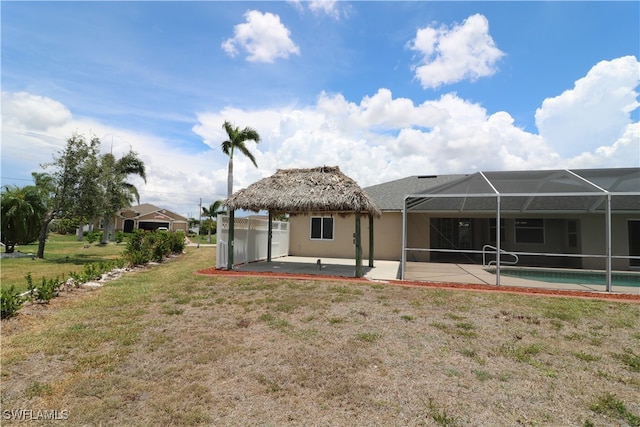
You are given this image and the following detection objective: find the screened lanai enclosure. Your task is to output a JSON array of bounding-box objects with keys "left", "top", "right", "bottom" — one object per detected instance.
[{"left": 401, "top": 168, "right": 640, "bottom": 291}]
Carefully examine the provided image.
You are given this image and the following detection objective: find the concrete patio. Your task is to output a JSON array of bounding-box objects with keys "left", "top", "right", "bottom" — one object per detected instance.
[{"left": 232, "top": 256, "right": 638, "bottom": 295}]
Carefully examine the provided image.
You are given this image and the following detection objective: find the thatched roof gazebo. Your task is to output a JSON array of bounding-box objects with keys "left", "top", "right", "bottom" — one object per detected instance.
[{"left": 223, "top": 166, "right": 381, "bottom": 277}]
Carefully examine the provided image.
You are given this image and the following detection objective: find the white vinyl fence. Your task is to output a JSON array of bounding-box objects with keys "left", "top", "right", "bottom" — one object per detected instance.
[{"left": 216, "top": 215, "right": 290, "bottom": 269}]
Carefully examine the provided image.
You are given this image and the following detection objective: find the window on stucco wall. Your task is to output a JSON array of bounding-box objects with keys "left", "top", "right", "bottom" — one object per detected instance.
[{"left": 310, "top": 217, "right": 334, "bottom": 240}]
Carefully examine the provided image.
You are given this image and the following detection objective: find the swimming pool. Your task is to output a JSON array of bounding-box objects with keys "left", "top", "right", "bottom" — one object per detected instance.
[{"left": 489, "top": 268, "right": 640, "bottom": 288}]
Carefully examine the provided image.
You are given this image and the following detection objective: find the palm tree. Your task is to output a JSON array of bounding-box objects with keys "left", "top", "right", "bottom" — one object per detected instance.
[
  {"left": 221, "top": 120, "right": 261, "bottom": 197},
  {"left": 201, "top": 200, "right": 226, "bottom": 243},
  {"left": 1, "top": 184, "right": 47, "bottom": 253},
  {"left": 99, "top": 150, "right": 146, "bottom": 243},
  {"left": 221, "top": 120, "right": 260, "bottom": 270}
]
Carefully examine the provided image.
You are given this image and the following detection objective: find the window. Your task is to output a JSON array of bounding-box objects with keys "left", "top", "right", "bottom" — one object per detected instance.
[
  {"left": 515, "top": 219, "right": 544, "bottom": 244},
  {"left": 629, "top": 220, "right": 640, "bottom": 268},
  {"left": 489, "top": 218, "right": 505, "bottom": 243},
  {"left": 310, "top": 217, "right": 333, "bottom": 240},
  {"left": 567, "top": 220, "right": 578, "bottom": 248}
]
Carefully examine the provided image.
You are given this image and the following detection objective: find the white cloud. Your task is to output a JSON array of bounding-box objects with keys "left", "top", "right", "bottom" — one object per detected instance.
[
  {"left": 409, "top": 14, "right": 505, "bottom": 89},
  {"left": 565, "top": 122, "right": 640, "bottom": 169},
  {"left": 535, "top": 55, "right": 640, "bottom": 157},
  {"left": 3, "top": 56, "right": 637, "bottom": 217},
  {"left": 2, "top": 91, "right": 72, "bottom": 131},
  {"left": 221, "top": 10, "right": 300, "bottom": 63},
  {"left": 287, "top": 0, "right": 345, "bottom": 19},
  {"left": 192, "top": 89, "right": 557, "bottom": 189},
  {"left": 1, "top": 93, "right": 232, "bottom": 217},
  {"left": 308, "top": 0, "right": 342, "bottom": 19}
]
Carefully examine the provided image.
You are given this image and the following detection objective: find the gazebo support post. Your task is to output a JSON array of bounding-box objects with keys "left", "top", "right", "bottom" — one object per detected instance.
[
  {"left": 267, "top": 211, "right": 273, "bottom": 262},
  {"left": 605, "top": 194, "right": 612, "bottom": 292},
  {"left": 227, "top": 210, "right": 234, "bottom": 270},
  {"left": 355, "top": 211, "right": 363, "bottom": 278},
  {"left": 368, "top": 214, "right": 374, "bottom": 268}
]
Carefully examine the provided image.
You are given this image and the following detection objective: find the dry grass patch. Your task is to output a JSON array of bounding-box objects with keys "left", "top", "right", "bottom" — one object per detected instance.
[{"left": 2, "top": 247, "right": 639, "bottom": 426}]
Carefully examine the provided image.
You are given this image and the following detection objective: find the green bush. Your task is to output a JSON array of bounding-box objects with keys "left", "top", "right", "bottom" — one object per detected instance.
[
  {"left": 123, "top": 229, "right": 185, "bottom": 266},
  {"left": 1, "top": 285, "right": 25, "bottom": 319},
  {"left": 114, "top": 231, "right": 125, "bottom": 244},
  {"left": 25, "top": 273, "right": 62, "bottom": 304},
  {"left": 169, "top": 231, "right": 186, "bottom": 254},
  {"left": 85, "top": 231, "right": 100, "bottom": 245},
  {"left": 123, "top": 229, "right": 152, "bottom": 266},
  {"left": 152, "top": 231, "right": 172, "bottom": 262}
]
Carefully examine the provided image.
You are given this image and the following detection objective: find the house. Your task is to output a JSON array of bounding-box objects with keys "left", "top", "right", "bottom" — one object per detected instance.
[
  {"left": 288, "top": 168, "right": 640, "bottom": 272},
  {"left": 114, "top": 203, "right": 189, "bottom": 233}
]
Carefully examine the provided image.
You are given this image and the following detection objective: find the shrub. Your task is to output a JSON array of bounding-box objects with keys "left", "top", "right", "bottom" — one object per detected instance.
[
  {"left": 114, "top": 231, "right": 125, "bottom": 244},
  {"left": 152, "top": 231, "right": 172, "bottom": 262},
  {"left": 123, "top": 229, "right": 152, "bottom": 266},
  {"left": 1, "top": 285, "right": 25, "bottom": 319},
  {"left": 123, "top": 229, "right": 185, "bottom": 266},
  {"left": 85, "top": 231, "right": 100, "bottom": 245},
  {"left": 26, "top": 273, "right": 62, "bottom": 303},
  {"left": 169, "top": 231, "right": 186, "bottom": 254}
]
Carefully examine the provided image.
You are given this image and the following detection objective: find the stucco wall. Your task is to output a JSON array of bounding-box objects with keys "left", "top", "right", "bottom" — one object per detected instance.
[
  {"left": 289, "top": 212, "right": 406, "bottom": 260},
  {"left": 288, "top": 211, "right": 638, "bottom": 270}
]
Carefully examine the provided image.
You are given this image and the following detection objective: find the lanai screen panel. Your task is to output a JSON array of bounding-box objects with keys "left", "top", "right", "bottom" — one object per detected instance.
[
  {"left": 407, "top": 173, "right": 496, "bottom": 212},
  {"left": 404, "top": 169, "right": 640, "bottom": 214},
  {"left": 574, "top": 168, "right": 640, "bottom": 212},
  {"left": 484, "top": 169, "right": 601, "bottom": 194},
  {"left": 574, "top": 168, "right": 640, "bottom": 192}
]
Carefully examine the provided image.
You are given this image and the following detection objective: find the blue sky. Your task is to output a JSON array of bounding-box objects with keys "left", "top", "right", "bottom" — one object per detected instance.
[{"left": 2, "top": 1, "right": 639, "bottom": 217}]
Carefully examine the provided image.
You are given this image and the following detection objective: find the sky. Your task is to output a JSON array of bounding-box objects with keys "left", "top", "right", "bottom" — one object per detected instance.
[{"left": 2, "top": 1, "right": 639, "bottom": 219}]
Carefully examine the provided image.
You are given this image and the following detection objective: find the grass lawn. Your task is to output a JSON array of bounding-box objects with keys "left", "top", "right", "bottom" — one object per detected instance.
[
  {"left": 1, "top": 245, "right": 639, "bottom": 426},
  {"left": 1, "top": 234, "right": 125, "bottom": 292}
]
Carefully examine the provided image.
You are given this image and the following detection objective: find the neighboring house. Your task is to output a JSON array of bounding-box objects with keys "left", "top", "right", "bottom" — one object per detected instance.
[
  {"left": 114, "top": 203, "right": 189, "bottom": 233},
  {"left": 289, "top": 168, "right": 640, "bottom": 271}
]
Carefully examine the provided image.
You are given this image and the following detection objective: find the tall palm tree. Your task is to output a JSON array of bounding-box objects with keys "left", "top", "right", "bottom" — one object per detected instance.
[
  {"left": 221, "top": 120, "right": 260, "bottom": 270},
  {"left": 99, "top": 150, "right": 146, "bottom": 243},
  {"left": 221, "top": 120, "right": 261, "bottom": 197},
  {"left": 202, "top": 200, "right": 226, "bottom": 243}
]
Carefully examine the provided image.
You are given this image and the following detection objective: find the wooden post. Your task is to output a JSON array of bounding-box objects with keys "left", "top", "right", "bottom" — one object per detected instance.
[
  {"left": 355, "top": 212, "right": 362, "bottom": 278},
  {"left": 368, "top": 214, "right": 374, "bottom": 268},
  {"left": 267, "top": 211, "right": 273, "bottom": 262},
  {"left": 227, "top": 210, "right": 234, "bottom": 270}
]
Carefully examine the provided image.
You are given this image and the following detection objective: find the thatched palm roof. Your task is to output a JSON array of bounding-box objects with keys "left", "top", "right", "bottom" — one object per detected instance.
[{"left": 223, "top": 166, "right": 381, "bottom": 217}]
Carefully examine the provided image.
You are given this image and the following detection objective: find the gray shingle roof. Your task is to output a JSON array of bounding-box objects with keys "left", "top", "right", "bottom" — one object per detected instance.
[
  {"left": 364, "top": 175, "right": 466, "bottom": 211},
  {"left": 365, "top": 168, "right": 640, "bottom": 213}
]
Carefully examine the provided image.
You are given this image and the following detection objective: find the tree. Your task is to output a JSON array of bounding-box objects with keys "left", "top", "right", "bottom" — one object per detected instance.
[
  {"left": 220, "top": 120, "right": 261, "bottom": 269},
  {"left": 71, "top": 151, "right": 101, "bottom": 241},
  {"left": 0, "top": 184, "right": 46, "bottom": 253},
  {"left": 37, "top": 134, "right": 101, "bottom": 258},
  {"left": 221, "top": 120, "right": 261, "bottom": 197},
  {"left": 97, "top": 150, "right": 146, "bottom": 243},
  {"left": 202, "top": 200, "right": 226, "bottom": 243}
]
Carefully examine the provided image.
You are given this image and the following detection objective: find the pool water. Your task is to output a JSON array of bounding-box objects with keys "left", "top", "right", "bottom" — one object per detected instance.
[{"left": 491, "top": 268, "right": 640, "bottom": 288}]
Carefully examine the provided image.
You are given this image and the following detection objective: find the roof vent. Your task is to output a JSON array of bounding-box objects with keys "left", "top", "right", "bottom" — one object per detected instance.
[{"left": 418, "top": 175, "right": 437, "bottom": 179}]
